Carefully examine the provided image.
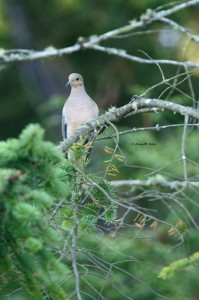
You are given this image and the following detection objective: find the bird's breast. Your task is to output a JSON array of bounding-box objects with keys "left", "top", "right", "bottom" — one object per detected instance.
[{"left": 63, "top": 97, "right": 98, "bottom": 125}]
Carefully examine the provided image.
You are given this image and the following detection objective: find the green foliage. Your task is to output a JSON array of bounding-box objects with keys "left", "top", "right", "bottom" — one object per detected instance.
[
  {"left": 0, "top": 123, "right": 199, "bottom": 299},
  {"left": 60, "top": 143, "right": 118, "bottom": 231},
  {"left": 83, "top": 176, "right": 118, "bottom": 227},
  {"left": 0, "top": 124, "right": 121, "bottom": 298},
  {"left": 0, "top": 124, "right": 71, "bottom": 299},
  {"left": 74, "top": 230, "right": 199, "bottom": 300},
  {"left": 159, "top": 251, "right": 199, "bottom": 280}
]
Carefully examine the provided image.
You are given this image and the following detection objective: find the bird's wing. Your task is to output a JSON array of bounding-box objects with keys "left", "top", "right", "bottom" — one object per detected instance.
[{"left": 62, "top": 114, "right": 67, "bottom": 139}]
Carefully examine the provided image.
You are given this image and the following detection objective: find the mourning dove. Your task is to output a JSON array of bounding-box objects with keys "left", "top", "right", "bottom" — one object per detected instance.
[{"left": 62, "top": 73, "right": 99, "bottom": 140}]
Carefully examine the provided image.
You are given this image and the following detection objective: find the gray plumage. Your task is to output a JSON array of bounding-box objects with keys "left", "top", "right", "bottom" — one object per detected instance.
[{"left": 62, "top": 73, "right": 99, "bottom": 139}]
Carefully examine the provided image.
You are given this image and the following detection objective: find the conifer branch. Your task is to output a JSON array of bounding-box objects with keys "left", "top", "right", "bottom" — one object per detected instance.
[{"left": 159, "top": 251, "right": 199, "bottom": 279}]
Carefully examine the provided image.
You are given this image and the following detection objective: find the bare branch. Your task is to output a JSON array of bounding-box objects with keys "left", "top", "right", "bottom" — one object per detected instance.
[
  {"left": 181, "top": 115, "right": 189, "bottom": 181},
  {"left": 160, "top": 17, "right": 199, "bottom": 43},
  {"left": 85, "top": 44, "right": 199, "bottom": 68},
  {"left": 96, "top": 123, "right": 199, "bottom": 141},
  {"left": 153, "top": 0, "right": 199, "bottom": 17},
  {"left": 71, "top": 205, "right": 82, "bottom": 300},
  {"left": 0, "top": 44, "right": 81, "bottom": 63},
  {"left": 110, "top": 179, "right": 199, "bottom": 189},
  {"left": 1, "top": 0, "right": 199, "bottom": 67},
  {"left": 60, "top": 97, "right": 199, "bottom": 153}
]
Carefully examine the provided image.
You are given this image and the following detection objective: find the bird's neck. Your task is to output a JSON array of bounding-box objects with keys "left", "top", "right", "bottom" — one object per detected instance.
[{"left": 71, "top": 86, "right": 86, "bottom": 93}]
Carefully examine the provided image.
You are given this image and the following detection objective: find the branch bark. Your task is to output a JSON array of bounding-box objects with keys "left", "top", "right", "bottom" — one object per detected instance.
[
  {"left": 60, "top": 96, "right": 199, "bottom": 153},
  {"left": 110, "top": 179, "right": 199, "bottom": 189}
]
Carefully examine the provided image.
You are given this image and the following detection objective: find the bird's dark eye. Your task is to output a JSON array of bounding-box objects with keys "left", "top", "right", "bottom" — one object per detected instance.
[{"left": 76, "top": 77, "right": 79, "bottom": 81}]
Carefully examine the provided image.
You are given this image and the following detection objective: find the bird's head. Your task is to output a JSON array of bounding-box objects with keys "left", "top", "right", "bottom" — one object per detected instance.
[{"left": 67, "top": 73, "right": 84, "bottom": 88}]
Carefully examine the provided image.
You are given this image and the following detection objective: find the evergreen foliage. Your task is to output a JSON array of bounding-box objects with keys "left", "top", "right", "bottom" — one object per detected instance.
[
  {"left": 159, "top": 250, "right": 199, "bottom": 280},
  {"left": 0, "top": 124, "right": 119, "bottom": 299},
  {"left": 0, "top": 123, "right": 198, "bottom": 299},
  {"left": 0, "top": 124, "right": 71, "bottom": 299}
]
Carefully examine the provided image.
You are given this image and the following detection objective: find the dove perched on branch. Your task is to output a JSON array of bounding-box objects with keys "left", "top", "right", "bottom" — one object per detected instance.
[{"left": 62, "top": 73, "right": 99, "bottom": 141}]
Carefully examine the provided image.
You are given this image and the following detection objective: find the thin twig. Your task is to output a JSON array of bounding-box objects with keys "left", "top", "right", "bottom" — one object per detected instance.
[
  {"left": 96, "top": 123, "right": 199, "bottom": 141},
  {"left": 86, "top": 44, "right": 199, "bottom": 68},
  {"left": 160, "top": 17, "right": 199, "bottom": 43},
  {"left": 71, "top": 205, "right": 82, "bottom": 300},
  {"left": 181, "top": 115, "right": 188, "bottom": 181}
]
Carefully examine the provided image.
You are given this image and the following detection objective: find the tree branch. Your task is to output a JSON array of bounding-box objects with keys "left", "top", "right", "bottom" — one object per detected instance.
[
  {"left": 110, "top": 179, "right": 199, "bottom": 189},
  {"left": 85, "top": 44, "right": 199, "bottom": 68},
  {"left": 1, "top": 0, "right": 199, "bottom": 67},
  {"left": 60, "top": 96, "right": 199, "bottom": 154},
  {"left": 160, "top": 17, "right": 199, "bottom": 43}
]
